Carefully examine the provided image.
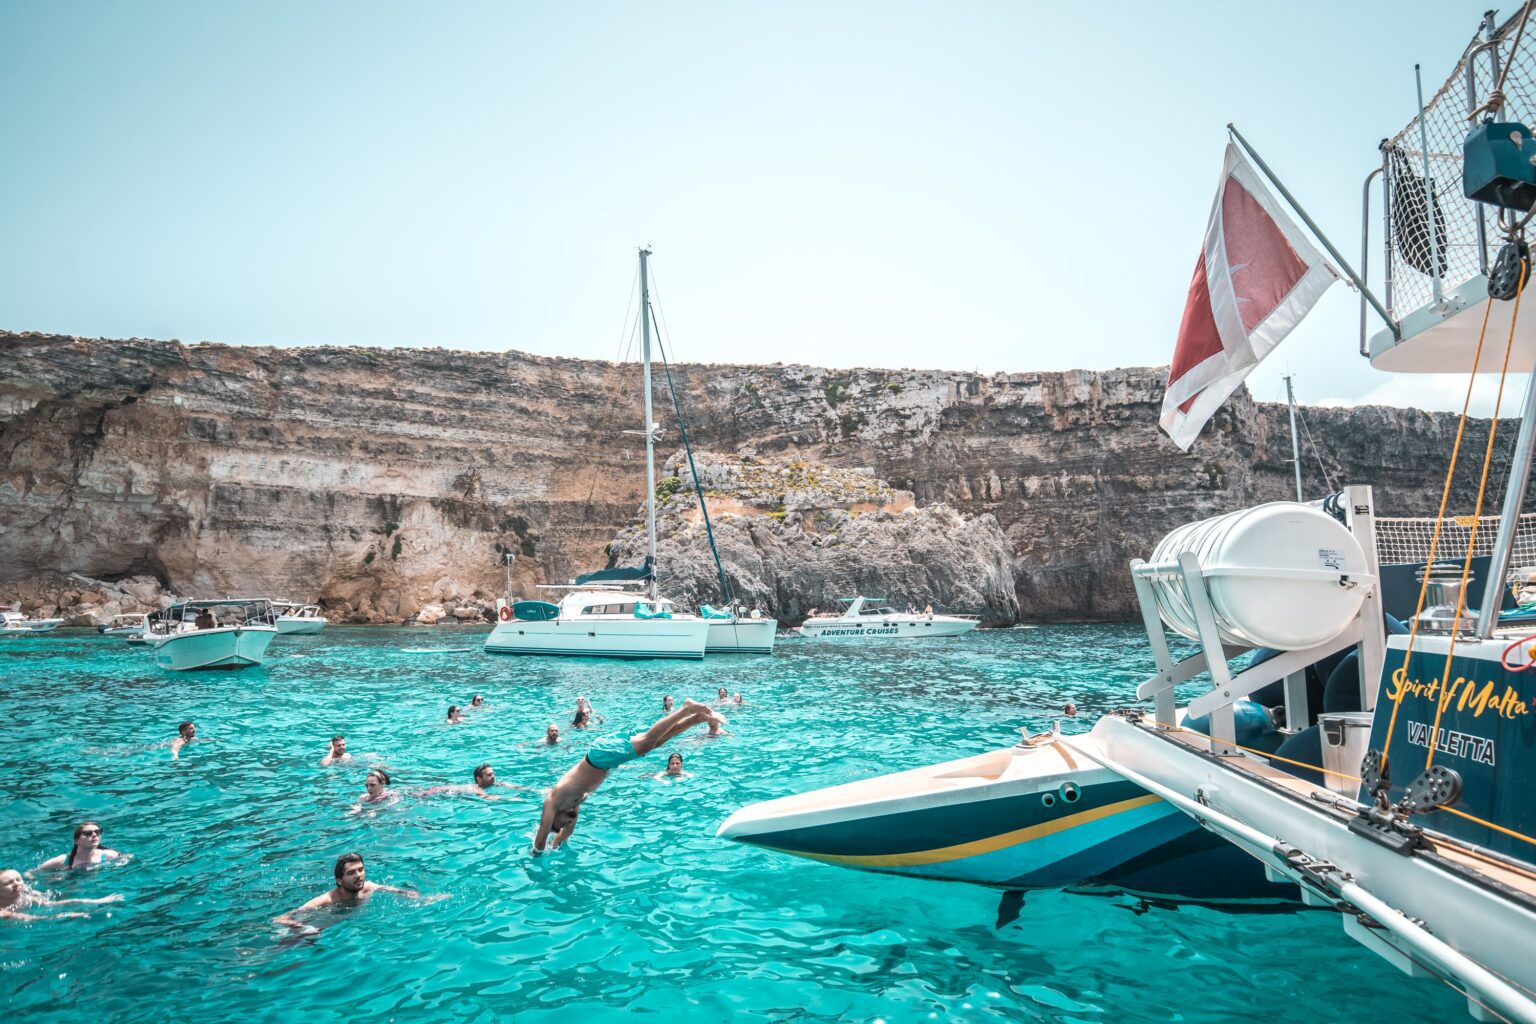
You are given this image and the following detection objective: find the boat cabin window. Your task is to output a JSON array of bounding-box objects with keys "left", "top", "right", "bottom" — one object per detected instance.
[{"left": 582, "top": 602, "right": 638, "bottom": 615}]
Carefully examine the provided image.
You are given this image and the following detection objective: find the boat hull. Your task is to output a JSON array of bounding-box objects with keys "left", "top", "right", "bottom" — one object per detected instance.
[
  {"left": 148, "top": 626, "right": 277, "bottom": 670},
  {"left": 705, "top": 618, "right": 776, "bottom": 655},
  {"left": 797, "top": 617, "right": 978, "bottom": 639},
  {"left": 718, "top": 739, "right": 1290, "bottom": 902},
  {"left": 484, "top": 617, "right": 709, "bottom": 659},
  {"left": 275, "top": 616, "right": 326, "bottom": 635}
]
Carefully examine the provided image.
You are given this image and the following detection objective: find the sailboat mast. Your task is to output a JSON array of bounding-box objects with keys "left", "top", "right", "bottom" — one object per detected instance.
[
  {"left": 1285, "top": 375, "right": 1303, "bottom": 502},
  {"left": 639, "top": 247, "right": 659, "bottom": 601}
]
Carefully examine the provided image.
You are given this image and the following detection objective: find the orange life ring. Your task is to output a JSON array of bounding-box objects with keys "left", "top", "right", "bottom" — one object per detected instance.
[{"left": 498, "top": 605, "right": 512, "bottom": 622}]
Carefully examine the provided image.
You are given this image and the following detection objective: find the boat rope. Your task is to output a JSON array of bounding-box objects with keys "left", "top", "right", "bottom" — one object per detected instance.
[
  {"left": 1469, "top": 0, "right": 1536, "bottom": 122},
  {"left": 1423, "top": 256, "right": 1525, "bottom": 771},
  {"left": 650, "top": 301, "right": 735, "bottom": 607},
  {"left": 1295, "top": 406, "right": 1338, "bottom": 494},
  {"left": 1147, "top": 717, "right": 1536, "bottom": 851},
  {"left": 1379, "top": 291, "right": 1498, "bottom": 762}
]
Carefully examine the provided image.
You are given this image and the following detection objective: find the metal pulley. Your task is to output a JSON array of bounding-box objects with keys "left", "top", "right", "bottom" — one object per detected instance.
[{"left": 1490, "top": 236, "right": 1531, "bottom": 300}]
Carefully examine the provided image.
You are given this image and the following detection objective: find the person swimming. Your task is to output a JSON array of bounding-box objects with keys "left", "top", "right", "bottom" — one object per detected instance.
[
  {"left": 716, "top": 687, "right": 729, "bottom": 703},
  {"left": 662, "top": 694, "right": 674, "bottom": 712},
  {"left": 359, "top": 768, "right": 393, "bottom": 804},
  {"left": 534, "top": 700, "right": 724, "bottom": 853},
  {"left": 446, "top": 705, "right": 464, "bottom": 724},
  {"left": 36, "top": 822, "right": 126, "bottom": 872},
  {"left": 571, "top": 705, "right": 591, "bottom": 729},
  {"left": 469, "top": 694, "right": 486, "bottom": 710},
  {"left": 169, "top": 720, "right": 213, "bottom": 760},
  {"left": 704, "top": 716, "right": 731, "bottom": 738},
  {"left": 272, "top": 853, "right": 422, "bottom": 930},
  {"left": 543, "top": 724, "right": 560, "bottom": 745},
  {"left": 0, "top": 868, "right": 121, "bottom": 922},
  {"left": 654, "top": 752, "right": 691, "bottom": 780},
  {"left": 420, "top": 764, "right": 527, "bottom": 800},
  {"left": 321, "top": 736, "right": 351, "bottom": 766}
]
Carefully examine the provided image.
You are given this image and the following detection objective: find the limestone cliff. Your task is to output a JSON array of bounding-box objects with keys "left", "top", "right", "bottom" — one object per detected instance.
[{"left": 0, "top": 331, "right": 1519, "bottom": 623}]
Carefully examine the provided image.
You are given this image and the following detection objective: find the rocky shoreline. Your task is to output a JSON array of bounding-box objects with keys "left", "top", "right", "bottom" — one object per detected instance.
[{"left": 3, "top": 331, "right": 1525, "bottom": 626}]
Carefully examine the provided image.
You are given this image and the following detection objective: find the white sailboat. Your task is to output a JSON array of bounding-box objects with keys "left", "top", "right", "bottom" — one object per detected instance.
[
  {"left": 796, "top": 597, "right": 979, "bottom": 639},
  {"left": 484, "top": 249, "right": 709, "bottom": 661}
]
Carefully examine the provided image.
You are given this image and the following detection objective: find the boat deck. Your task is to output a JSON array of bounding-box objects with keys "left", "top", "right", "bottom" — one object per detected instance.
[{"left": 1149, "top": 722, "right": 1536, "bottom": 902}]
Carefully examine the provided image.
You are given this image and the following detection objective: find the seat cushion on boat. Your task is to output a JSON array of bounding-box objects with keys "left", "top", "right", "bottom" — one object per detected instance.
[
  {"left": 1322, "top": 651, "right": 1362, "bottom": 713},
  {"left": 1272, "top": 726, "right": 1325, "bottom": 786}
]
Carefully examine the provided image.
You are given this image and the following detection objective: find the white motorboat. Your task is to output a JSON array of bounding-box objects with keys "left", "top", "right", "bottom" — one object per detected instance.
[
  {"left": 484, "top": 248, "right": 709, "bottom": 661},
  {"left": 795, "top": 597, "right": 979, "bottom": 639},
  {"left": 143, "top": 599, "right": 278, "bottom": 670},
  {"left": 98, "top": 613, "right": 148, "bottom": 637},
  {"left": 271, "top": 602, "right": 327, "bottom": 635},
  {"left": 0, "top": 610, "right": 66, "bottom": 636}
]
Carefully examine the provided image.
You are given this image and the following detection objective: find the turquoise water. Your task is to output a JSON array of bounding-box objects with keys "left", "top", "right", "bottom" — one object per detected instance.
[{"left": 0, "top": 626, "right": 1463, "bottom": 1023}]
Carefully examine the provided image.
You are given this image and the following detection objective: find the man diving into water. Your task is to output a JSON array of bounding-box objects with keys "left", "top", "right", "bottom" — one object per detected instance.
[{"left": 533, "top": 700, "right": 724, "bottom": 853}]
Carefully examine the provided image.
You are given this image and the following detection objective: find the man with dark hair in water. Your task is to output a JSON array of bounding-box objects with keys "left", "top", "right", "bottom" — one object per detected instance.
[
  {"left": 421, "top": 764, "right": 526, "bottom": 800},
  {"left": 273, "top": 853, "right": 420, "bottom": 929},
  {"left": 170, "top": 721, "right": 213, "bottom": 760},
  {"left": 534, "top": 700, "right": 724, "bottom": 853},
  {"left": 321, "top": 736, "right": 350, "bottom": 766}
]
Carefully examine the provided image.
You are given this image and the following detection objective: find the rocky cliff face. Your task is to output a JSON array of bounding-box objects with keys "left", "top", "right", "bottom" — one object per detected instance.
[{"left": 1, "top": 331, "right": 1520, "bottom": 623}]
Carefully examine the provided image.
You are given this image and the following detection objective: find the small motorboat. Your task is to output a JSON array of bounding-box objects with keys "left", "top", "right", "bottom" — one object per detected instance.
[
  {"left": 0, "top": 610, "right": 67, "bottom": 636},
  {"left": 270, "top": 602, "right": 328, "bottom": 635},
  {"left": 143, "top": 600, "right": 278, "bottom": 670},
  {"left": 795, "top": 597, "right": 979, "bottom": 639},
  {"left": 98, "top": 613, "right": 148, "bottom": 638}
]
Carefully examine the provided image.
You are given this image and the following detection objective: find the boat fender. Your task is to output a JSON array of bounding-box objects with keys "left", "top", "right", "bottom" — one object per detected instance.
[
  {"left": 1322, "top": 651, "right": 1362, "bottom": 714},
  {"left": 498, "top": 605, "right": 512, "bottom": 622},
  {"left": 1272, "top": 726, "right": 1326, "bottom": 786},
  {"left": 1182, "top": 700, "right": 1281, "bottom": 752}
]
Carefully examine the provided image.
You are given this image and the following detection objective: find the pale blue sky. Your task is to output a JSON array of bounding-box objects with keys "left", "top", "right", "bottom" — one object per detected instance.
[{"left": 0, "top": 1, "right": 1513, "bottom": 411}]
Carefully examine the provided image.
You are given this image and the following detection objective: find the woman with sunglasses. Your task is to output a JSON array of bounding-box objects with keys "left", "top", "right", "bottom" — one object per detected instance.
[{"left": 36, "top": 822, "right": 127, "bottom": 872}]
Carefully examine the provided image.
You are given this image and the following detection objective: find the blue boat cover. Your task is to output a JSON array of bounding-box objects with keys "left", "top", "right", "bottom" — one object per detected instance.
[
  {"left": 699, "top": 605, "right": 733, "bottom": 620},
  {"left": 633, "top": 604, "right": 672, "bottom": 620},
  {"left": 513, "top": 600, "right": 559, "bottom": 621},
  {"left": 576, "top": 557, "right": 654, "bottom": 585}
]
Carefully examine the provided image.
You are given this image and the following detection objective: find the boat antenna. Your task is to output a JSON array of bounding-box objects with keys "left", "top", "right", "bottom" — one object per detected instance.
[
  {"left": 651, "top": 303, "right": 735, "bottom": 607},
  {"left": 503, "top": 550, "right": 515, "bottom": 603},
  {"left": 1284, "top": 375, "right": 1303, "bottom": 501},
  {"left": 639, "top": 247, "right": 660, "bottom": 602}
]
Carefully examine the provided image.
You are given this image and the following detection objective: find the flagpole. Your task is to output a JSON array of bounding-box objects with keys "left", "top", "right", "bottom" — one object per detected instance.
[{"left": 1226, "top": 123, "right": 1399, "bottom": 340}]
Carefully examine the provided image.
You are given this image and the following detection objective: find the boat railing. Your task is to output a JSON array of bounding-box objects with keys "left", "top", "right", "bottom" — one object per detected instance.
[
  {"left": 1363, "top": 6, "right": 1534, "bottom": 351},
  {"left": 1129, "top": 485, "right": 1386, "bottom": 750}
]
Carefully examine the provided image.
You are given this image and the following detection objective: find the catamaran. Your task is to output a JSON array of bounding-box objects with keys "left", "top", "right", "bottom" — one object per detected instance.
[
  {"left": 485, "top": 249, "right": 710, "bottom": 660},
  {"left": 795, "top": 597, "right": 979, "bottom": 639}
]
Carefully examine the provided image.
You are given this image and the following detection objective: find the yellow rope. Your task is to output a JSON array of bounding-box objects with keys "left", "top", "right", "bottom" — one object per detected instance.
[
  {"left": 1426, "top": 257, "right": 1526, "bottom": 769},
  {"left": 1441, "top": 805, "right": 1536, "bottom": 849},
  {"left": 1380, "top": 292, "right": 1497, "bottom": 762}
]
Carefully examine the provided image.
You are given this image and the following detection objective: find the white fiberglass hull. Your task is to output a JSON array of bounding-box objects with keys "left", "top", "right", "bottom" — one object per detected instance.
[
  {"left": 705, "top": 618, "right": 776, "bottom": 655},
  {"left": 1093, "top": 715, "right": 1536, "bottom": 1022},
  {"left": 797, "top": 616, "right": 978, "bottom": 640},
  {"left": 1, "top": 619, "right": 65, "bottom": 636},
  {"left": 484, "top": 616, "right": 709, "bottom": 660},
  {"left": 275, "top": 616, "right": 326, "bottom": 635},
  {"left": 100, "top": 626, "right": 144, "bottom": 637},
  {"left": 148, "top": 626, "right": 277, "bottom": 670}
]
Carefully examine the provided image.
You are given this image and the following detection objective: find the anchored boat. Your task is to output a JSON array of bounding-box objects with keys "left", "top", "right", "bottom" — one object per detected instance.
[
  {"left": 143, "top": 599, "right": 278, "bottom": 670},
  {"left": 271, "top": 602, "right": 327, "bottom": 635},
  {"left": 0, "top": 610, "right": 67, "bottom": 636},
  {"left": 484, "top": 249, "right": 710, "bottom": 661},
  {"left": 796, "top": 597, "right": 980, "bottom": 640}
]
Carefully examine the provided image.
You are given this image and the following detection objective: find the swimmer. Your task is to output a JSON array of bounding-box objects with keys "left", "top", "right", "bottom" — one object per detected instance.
[
  {"left": 420, "top": 764, "right": 529, "bottom": 800},
  {"left": 662, "top": 694, "right": 674, "bottom": 712},
  {"left": 469, "top": 694, "right": 486, "bottom": 710},
  {"left": 0, "top": 869, "right": 120, "bottom": 922},
  {"left": 534, "top": 700, "right": 724, "bottom": 853},
  {"left": 575, "top": 695, "right": 604, "bottom": 725},
  {"left": 653, "top": 752, "right": 691, "bottom": 780},
  {"left": 272, "top": 853, "right": 422, "bottom": 930},
  {"left": 705, "top": 715, "right": 731, "bottom": 738},
  {"left": 1063, "top": 702, "right": 1078, "bottom": 718},
  {"left": 170, "top": 720, "right": 214, "bottom": 760},
  {"left": 36, "top": 822, "right": 126, "bottom": 872},
  {"left": 358, "top": 768, "right": 394, "bottom": 805},
  {"left": 571, "top": 705, "right": 591, "bottom": 730},
  {"left": 716, "top": 687, "right": 729, "bottom": 703},
  {"left": 446, "top": 705, "right": 464, "bottom": 724},
  {"left": 542, "top": 724, "right": 560, "bottom": 745},
  {"left": 321, "top": 736, "right": 351, "bottom": 766},
  {"left": 732, "top": 693, "right": 744, "bottom": 706}
]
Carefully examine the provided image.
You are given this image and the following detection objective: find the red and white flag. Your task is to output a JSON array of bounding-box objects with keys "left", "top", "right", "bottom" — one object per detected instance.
[{"left": 1162, "top": 143, "right": 1340, "bottom": 450}]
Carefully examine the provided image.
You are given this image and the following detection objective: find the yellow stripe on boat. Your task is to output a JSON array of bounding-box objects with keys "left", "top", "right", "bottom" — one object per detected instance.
[{"left": 772, "top": 794, "right": 1163, "bottom": 868}]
